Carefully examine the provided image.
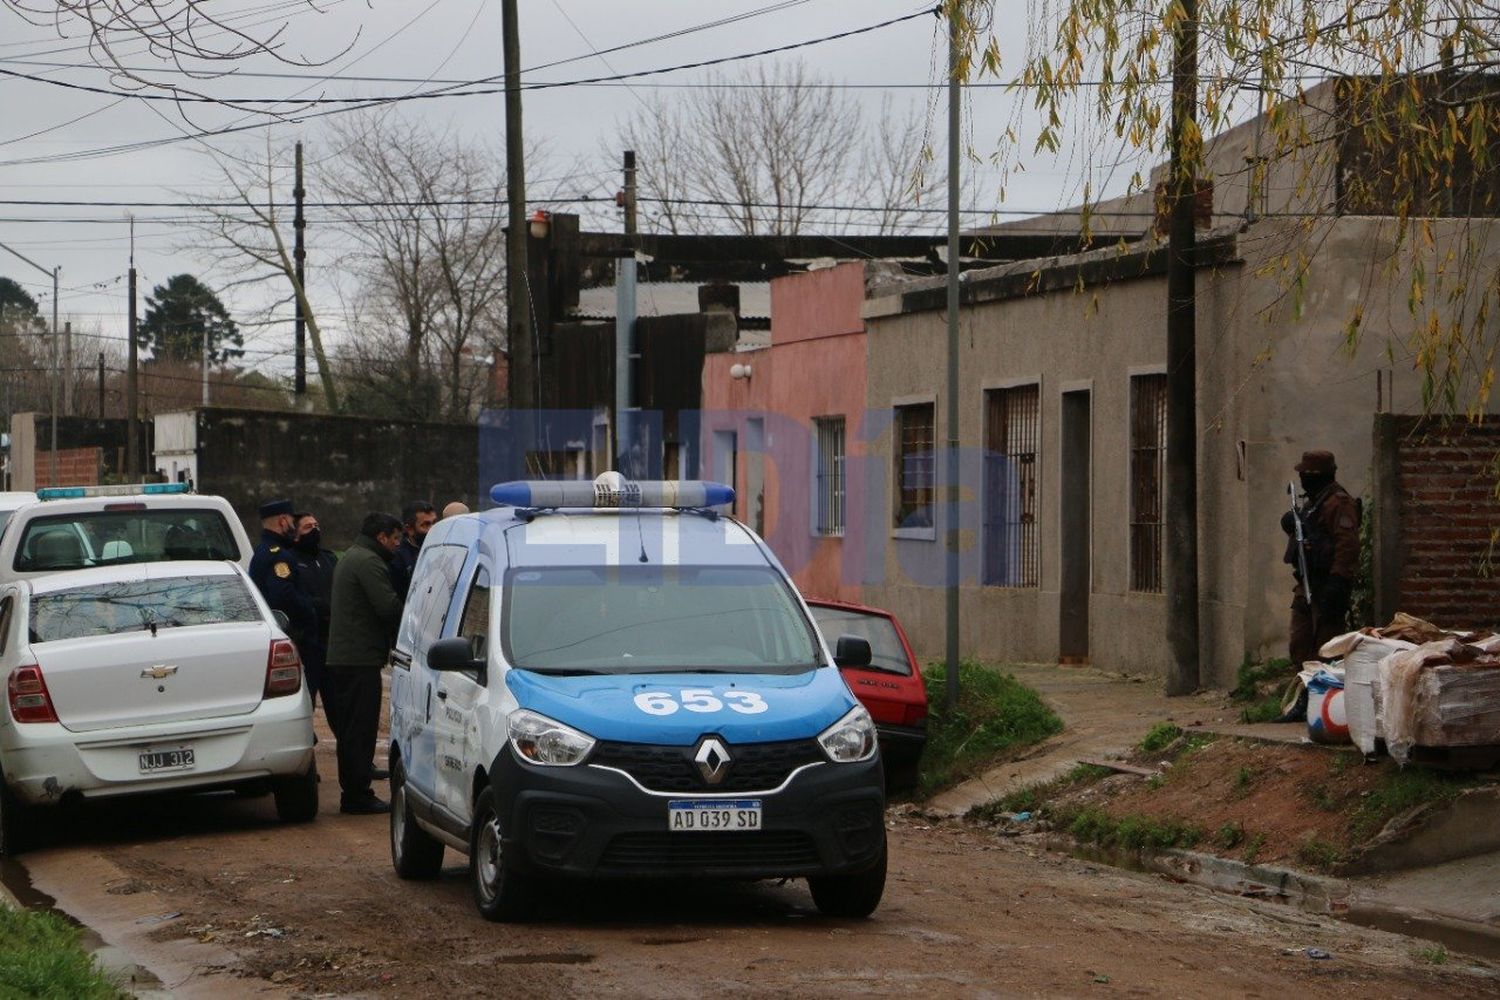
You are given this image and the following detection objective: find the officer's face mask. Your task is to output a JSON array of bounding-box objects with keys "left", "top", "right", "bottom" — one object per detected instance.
[
  {"left": 296, "top": 528, "right": 322, "bottom": 552},
  {"left": 1299, "top": 472, "right": 1330, "bottom": 496}
]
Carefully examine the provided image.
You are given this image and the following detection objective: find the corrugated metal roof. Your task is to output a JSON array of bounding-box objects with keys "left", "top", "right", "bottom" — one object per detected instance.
[{"left": 573, "top": 281, "right": 771, "bottom": 321}]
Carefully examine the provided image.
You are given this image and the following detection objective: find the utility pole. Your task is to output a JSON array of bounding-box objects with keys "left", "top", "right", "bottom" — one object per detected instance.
[
  {"left": 943, "top": 3, "right": 962, "bottom": 714},
  {"left": 201, "top": 325, "right": 210, "bottom": 406},
  {"left": 127, "top": 219, "right": 140, "bottom": 478},
  {"left": 49, "top": 266, "right": 58, "bottom": 488},
  {"left": 615, "top": 149, "right": 638, "bottom": 475},
  {"left": 294, "top": 141, "right": 307, "bottom": 398},
  {"left": 97, "top": 352, "right": 105, "bottom": 419},
  {"left": 63, "top": 321, "right": 73, "bottom": 415},
  {"left": 1164, "top": 0, "right": 1201, "bottom": 695},
  {"left": 502, "top": 0, "right": 534, "bottom": 414}
]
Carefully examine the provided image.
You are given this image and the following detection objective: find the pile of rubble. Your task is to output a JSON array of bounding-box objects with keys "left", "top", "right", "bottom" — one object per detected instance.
[{"left": 1318, "top": 613, "right": 1500, "bottom": 765}]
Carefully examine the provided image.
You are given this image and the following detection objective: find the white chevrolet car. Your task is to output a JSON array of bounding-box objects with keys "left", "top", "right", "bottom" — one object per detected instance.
[
  {"left": 0, "top": 483, "right": 250, "bottom": 583},
  {"left": 0, "top": 493, "right": 315, "bottom": 855}
]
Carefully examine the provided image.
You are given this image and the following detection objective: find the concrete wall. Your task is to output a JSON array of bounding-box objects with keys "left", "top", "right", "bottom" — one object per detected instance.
[
  {"left": 190, "top": 408, "right": 480, "bottom": 550},
  {"left": 862, "top": 253, "right": 1209, "bottom": 675}
]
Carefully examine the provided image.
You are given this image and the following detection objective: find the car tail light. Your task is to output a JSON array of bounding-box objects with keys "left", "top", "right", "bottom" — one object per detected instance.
[
  {"left": 264, "top": 639, "right": 303, "bottom": 698},
  {"left": 8, "top": 665, "right": 59, "bottom": 723}
]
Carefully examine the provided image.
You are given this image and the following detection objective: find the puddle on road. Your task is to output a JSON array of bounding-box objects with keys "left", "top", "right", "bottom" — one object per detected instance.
[
  {"left": 1342, "top": 906, "right": 1500, "bottom": 964},
  {"left": 1, "top": 857, "right": 168, "bottom": 992},
  {"left": 494, "top": 952, "right": 596, "bottom": 965}
]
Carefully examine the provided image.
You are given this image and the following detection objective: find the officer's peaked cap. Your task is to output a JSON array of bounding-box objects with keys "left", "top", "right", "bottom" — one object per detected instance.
[
  {"left": 1294, "top": 450, "right": 1336, "bottom": 475},
  {"left": 258, "top": 498, "right": 295, "bottom": 519}
]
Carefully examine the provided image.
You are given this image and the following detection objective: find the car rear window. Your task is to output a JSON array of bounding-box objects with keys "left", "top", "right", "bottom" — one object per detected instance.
[
  {"left": 29, "top": 575, "right": 262, "bottom": 643},
  {"left": 809, "top": 606, "right": 913, "bottom": 675},
  {"left": 14, "top": 508, "right": 240, "bottom": 572},
  {"left": 503, "top": 564, "right": 820, "bottom": 674}
]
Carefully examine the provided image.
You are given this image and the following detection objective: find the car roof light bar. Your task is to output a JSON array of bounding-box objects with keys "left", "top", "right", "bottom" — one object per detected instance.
[
  {"left": 36, "top": 482, "right": 192, "bottom": 500},
  {"left": 489, "top": 476, "right": 734, "bottom": 511}
]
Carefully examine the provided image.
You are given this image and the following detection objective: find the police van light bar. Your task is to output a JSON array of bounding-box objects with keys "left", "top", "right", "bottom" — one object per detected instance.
[
  {"left": 490, "top": 477, "right": 734, "bottom": 510},
  {"left": 37, "top": 482, "right": 191, "bottom": 501}
]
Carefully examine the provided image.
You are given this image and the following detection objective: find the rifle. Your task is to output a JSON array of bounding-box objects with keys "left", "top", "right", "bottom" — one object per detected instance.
[{"left": 1288, "top": 482, "right": 1315, "bottom": 611}]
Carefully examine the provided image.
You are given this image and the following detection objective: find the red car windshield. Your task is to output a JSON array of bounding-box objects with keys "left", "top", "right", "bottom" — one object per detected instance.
[{"left": 810, "top": 606, "right": 912, "bottom": 676}]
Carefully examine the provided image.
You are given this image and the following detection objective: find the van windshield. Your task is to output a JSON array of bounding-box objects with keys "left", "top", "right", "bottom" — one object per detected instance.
[{"left": 503, "top": 565, "right": 820, "bottom": 674}]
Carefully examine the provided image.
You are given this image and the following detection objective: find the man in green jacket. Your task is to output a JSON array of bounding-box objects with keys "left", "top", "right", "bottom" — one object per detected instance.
[{"left": 327, "top": 512, "right": 404, "bottom": 815}]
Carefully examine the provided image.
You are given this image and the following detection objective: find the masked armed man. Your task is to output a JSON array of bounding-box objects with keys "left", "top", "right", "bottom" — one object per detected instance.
[{"left": 1281, "top": 450, "right": 1361, "bottom": 664}]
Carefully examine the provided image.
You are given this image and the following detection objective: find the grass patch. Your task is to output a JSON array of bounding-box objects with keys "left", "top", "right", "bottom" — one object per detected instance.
[
  {"left": 1295, "top": 836, "right": 1345, "bottom": 870},
  {"left": 918, "top": 660, "right": 1063, "bottom": 798},
  {"left": 1242, "top": 831, "right": 1268, "bottom": 864},
  {"left": 1351, "top": 767, "right": 1475, "bottom": 840},
  {"left": 1139, "top": 723, "right": 1183, "bottom": 754},
  {"left": 969, "top": 762, "right": 1110, "bottom": 821},
  {"left": 1233, "top": 655, "right": 1296, "bottom": 723},
  {"left": 0, "top": 906, "right": 122, "bottom": 999},
  {"left": 1231, "top": 766, "right": 1256, "bottom": 799},
  {"left": 1215, "top": 822, "right": 1245, "bottom": 850},
  {"left": 1059, "top": 805, "right": 1204, "bottom": 852},
  {"left": 1412, "top": 944, "right": 1449, "bottom": 966}
]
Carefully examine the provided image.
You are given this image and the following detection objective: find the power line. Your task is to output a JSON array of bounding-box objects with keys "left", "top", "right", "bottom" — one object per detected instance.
[{"left": 0, "top": 8, "right": 940, "bottom": 169}]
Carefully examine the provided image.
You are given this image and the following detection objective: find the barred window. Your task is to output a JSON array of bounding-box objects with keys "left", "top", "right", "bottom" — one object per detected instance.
[
  {"left": 813, "top": 416, "right": 846, "bottom": 537},
  {"left": 893, "top": 403, "right": 935, "bottom": 530},
  {"left": 1129, "top": 374, "right": 1167, "bottom": 593},
  {"left": 982, "top": 384, "right": 1040, "bottom": 587}
]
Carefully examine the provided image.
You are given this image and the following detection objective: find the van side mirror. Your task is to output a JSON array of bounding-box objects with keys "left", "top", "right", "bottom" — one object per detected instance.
[
  {"left": 428, "top": 636, "right": 483, "bottom": 673},
  {"left": 833, "top": 635, "right": 872, "bottom": 669}
]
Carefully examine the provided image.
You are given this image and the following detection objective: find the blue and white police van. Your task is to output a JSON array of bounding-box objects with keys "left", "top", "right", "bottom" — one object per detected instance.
[{"left": 387, "top": 473, "right": 886, "bottom": 921}]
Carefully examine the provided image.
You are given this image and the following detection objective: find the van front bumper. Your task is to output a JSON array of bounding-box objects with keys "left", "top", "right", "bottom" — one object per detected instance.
[{"left": 490, "top": 746, "right": 885, "bottom": 880}]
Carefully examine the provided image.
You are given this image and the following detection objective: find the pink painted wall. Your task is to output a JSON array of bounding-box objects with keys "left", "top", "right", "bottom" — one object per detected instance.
[{"left": 701, "top": 262, "right": 868, "bottom": 604}]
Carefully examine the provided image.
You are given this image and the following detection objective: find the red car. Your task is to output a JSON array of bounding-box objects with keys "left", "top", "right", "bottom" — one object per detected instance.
[{"left": 806, "top": 598, "right": 928, "bottom": 790}]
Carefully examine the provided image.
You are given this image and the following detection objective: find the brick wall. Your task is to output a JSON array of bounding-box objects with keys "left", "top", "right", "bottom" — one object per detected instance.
[
  {"left": 35, "top": 447, "right": 102, "bottom": 488},
  {"left": 1379, "top": 415, "right": 1500, "bottom": 629}
]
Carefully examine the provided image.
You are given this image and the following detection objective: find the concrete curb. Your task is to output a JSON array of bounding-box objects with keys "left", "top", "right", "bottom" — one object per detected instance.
[{"left": 1027, "top": 832, "right": 1500, "bottom": 960}]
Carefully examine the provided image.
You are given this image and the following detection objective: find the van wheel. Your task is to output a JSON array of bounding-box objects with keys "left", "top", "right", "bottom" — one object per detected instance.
[
  {"left": 808, "top": 843, "right": 887, "bottom": 919},
  {"left": 390, "top": 758, "right": 443, "bottom": 880},
  {"left": 272, "top": 763, "right": 319, "bottom": 823},
  {"left": 470, "top": 787, "right": 535, "bottom": 921},
  {"left": 0, "top": 766, "right": 31, "bottom": 857}
]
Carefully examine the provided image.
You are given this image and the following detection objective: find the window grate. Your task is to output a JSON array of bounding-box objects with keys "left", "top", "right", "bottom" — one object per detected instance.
[
  {"left": 814, "top": 416, "right": 846, "bottom": 537},
  {"left": 893, "top": 404, "right": 935, "bottom": 529},
  {"left": 983, "top": 384, "right": 1040, "bottom": 587},
  {"left": 1129, "top": 374, "right": 1167, "bottom": 593}
]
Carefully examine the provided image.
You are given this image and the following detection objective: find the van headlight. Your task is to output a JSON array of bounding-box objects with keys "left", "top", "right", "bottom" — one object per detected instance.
[
  {"left": 508, "top": 710, "right": 595, "bottom": 766},
  {"left": 818, "top": 705, "right": 878, "bottom": 763}
]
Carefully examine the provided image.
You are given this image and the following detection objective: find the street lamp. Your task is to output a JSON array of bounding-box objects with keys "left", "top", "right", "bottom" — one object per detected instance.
[{"left": 0, "top": 239, "right": 59, "bottom": 487}]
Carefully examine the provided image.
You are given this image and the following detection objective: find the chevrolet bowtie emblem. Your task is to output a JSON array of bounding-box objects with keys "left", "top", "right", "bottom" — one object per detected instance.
[{"left": 141, "top": 664, "right": 178, "bottom": 680}]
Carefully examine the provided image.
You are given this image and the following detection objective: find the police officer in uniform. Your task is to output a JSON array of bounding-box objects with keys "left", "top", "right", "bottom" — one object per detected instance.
[
  {"left": 249, "top": 499, "right": 319, "bottom": 659},
  {"left": 1282, "top": 451, "right": 1361, "bottom": 664}
]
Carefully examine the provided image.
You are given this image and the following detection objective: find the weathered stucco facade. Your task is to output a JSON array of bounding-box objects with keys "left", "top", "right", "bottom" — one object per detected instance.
[{"left": 861, "top": 211, "right": 1500, "bottom": 687}]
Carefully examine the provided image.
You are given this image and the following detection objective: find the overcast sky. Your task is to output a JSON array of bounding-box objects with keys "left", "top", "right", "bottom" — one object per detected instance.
[{"left": 0, "top": 0, "right": 1148, "bottom": 373}]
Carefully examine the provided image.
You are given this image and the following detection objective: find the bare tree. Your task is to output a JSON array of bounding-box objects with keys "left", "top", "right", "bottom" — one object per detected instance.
[
  {"left": 3, "top": 1, "right": 348, "bottom": 95},
  {"left": 617, "top": 61, "right": 962, "bottom": 236},
  {"left": 188, "top": 137, "right": 338, "bottom": 411},
  {"left": 323, "top": 114, "right": 533, "bottom": 422}
]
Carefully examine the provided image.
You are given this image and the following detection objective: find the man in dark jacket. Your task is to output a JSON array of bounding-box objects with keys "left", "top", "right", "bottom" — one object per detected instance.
[
  {"left": 389, "top": 500, "right": 436, "bottom": 599},
  {"left": 327, "top": 512, "right": 404, "bottom": 815},
  {"left": 291, "top": 511, "right": 338, "bottom": 727},
  {"left": 1282, "top": 450, "right": 1361, "bottom": 664}
]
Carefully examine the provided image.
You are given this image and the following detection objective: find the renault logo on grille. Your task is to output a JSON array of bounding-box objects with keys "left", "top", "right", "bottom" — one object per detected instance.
[{"left": 693, "top": 737, "right": 731, "bottom": 784}]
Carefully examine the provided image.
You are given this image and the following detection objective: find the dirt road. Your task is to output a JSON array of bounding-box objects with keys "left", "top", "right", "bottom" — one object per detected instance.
[{"left": 11, "top": 733, "right": 1497, "bottom": 998}]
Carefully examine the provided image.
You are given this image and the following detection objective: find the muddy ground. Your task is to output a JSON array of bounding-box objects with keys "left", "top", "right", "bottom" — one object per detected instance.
[{"left": 11, "top": 713, "right": 1499, "bottom": 998}]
